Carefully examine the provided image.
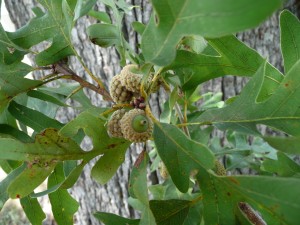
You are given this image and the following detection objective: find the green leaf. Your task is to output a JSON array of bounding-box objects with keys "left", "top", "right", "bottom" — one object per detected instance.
[
  {"left": 7, "top": 0, "right": 76, "bottom": 65},
  {"left": 128, "top": 151, "right": 156, "bottom": 225},
  {"left": 132, "top": 21, "right": 145, "bottom": 35},
  {"left": 183, "top": 201, "right": 202, "bottom": 225},
  {"left": 0, "top": 63, "right": 41, "bottom": 112},
  {"left": 149, "top": 179, "right": 195, "bottom": 201},
  {"left": 48, "top": 163, "right": 79, "bottom": 225},
  {"left": 0, "top": 128, "right": 85, "bottom": 162},
  {"left": 0, "top": 164, "right": 26, "bottom": 211},
  {"left": 129, "top": 151, "right": 149, "bottom": 204},
  {"left": 31, "top": 161, "right": 85, "bottom": 197},
  {"left": 197, "top": 61, "right": 300, "bottom": 136},
  {"left": 87, "top": 24, "right": 121, "bottom": 47},
  {"left": 280, "top": 10, "right": 300, "bottom": 73},
  {"left": 8, "top": 101, "right": 63, "bottom": 132},
  {"left": 91, "top": 140, "right": 130, "bottom": 185},
  {"left": 0, "top": 24, "right": 27, "bottom": 64},
  {"left": 262, "top": 152, "right": 300, "bottom": 177},
  {"left": 60, "top": 108, "right": 123, "bottom": 154},
  {"left": 153, "top": 123, "right": 215, "bottom": 193},
  {"left": 180, "top": 36, "right": 207, "bottom": 54},
  {"left": 88, "top": 10, "right": 112, "bottom": 23},
  {"left": 60, "top": 160, "right": 86, "bottom": 189},
  {"left": 0, "top": 124, "right": 33, "bottom": 143},
  {"left": 8, "top": 162, "right": 57, "bottom": 199},
  {"left": 141, "top": 0, "right": 283, "bottom": 66},
  {"left": 165, "top": 35, "right": 283, "bottom": 101},
  {"left": 0, "top": 160, "right": 22, "bottom": 174},
  {"left": 30, "top": 183, "right": 62, "bottom": 198},
  {"left": 27, "top": 90, "right": 67, "bottom": 107},
  {"left": 74, "top": 0, "right": 98, "bottom": 21},
  {"left": 197, "top": 171, "right": 300, "bottom": 224},
  {"left": 94, "top": 212, "right": 140, "bottom": 225},
  {"left": 150, "top": 199, "right": 191, "bottom": 225},
  {"left": 20, "top": 196, "right": 46, "bottom": 225},
  {"left": 264, "top": 136, "right": 300, "bottom": 154},
  {"left": 39, "top": 83, "right": 94, "bottom": 109}
]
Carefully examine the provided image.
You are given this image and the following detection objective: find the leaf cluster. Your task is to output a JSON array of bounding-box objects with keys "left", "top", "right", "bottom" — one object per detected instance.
[{"left": 1, "top": 1, "right": 300, "bottom": 225}]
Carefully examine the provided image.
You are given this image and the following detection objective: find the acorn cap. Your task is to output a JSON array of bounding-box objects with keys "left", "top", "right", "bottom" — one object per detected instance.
[
  {"left": 120, "top": 64, "right": 142, "bottom": 93},
  {"left": 109, "top": 74, "right": 133, "bottom": 103},
  {"left": 107, "top": 109, "right": 127, "bottom": 138},
  {"left": 120, "top": 108, "right": 153, "bottom": 142}
]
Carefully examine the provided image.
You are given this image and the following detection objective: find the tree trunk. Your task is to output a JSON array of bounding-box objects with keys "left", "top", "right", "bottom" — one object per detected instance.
[{"left": 3, "top": 1, "right": 299, "bottom": 225}]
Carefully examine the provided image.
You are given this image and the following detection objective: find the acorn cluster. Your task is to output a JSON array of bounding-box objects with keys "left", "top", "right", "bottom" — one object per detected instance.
[
  {"left": 107, "top": 64, "right": 157, "bottom": 143},
  {"left": 109, "top": 64, "right": 160, "bottom": 105}
]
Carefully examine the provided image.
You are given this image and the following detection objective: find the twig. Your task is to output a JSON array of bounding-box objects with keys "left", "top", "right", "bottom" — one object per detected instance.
[{"left": 50, "top": 62, "right": 113, "bottom": 101}]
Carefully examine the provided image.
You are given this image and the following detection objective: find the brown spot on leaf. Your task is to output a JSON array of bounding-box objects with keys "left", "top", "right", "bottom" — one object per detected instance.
[
  {"left": 107, "top": 144, "right": 117, "bottom": 149},
  {"left": 228, "top": 177, "right": 240, "bottom": 185},
  {"left": 16, "top": 194, "right": 21, "bottom": 198}
]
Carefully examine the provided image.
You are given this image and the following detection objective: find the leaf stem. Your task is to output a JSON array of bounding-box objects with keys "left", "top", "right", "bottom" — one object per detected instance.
[
  {"left": 175, "top": 103, "right": 190, "bottom": 137},
  {"left": 72, "top": 47, "right": 106, "bottom": 90}
]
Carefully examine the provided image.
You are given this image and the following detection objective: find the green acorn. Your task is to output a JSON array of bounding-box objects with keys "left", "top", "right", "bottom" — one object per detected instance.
[
  {"left": 120, "top": 109, "right": 153, "bottom": 142},
  {"left": 107, "top": 109, "right": 127, "bottom": 138},
  {"left": 109, "top": 74, "right": 133, "bottom": 103}
]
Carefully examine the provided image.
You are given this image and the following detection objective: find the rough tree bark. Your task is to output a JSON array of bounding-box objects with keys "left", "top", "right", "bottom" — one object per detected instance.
[{"left": 4, "top": 0, "right": 299, "bottom": 224}]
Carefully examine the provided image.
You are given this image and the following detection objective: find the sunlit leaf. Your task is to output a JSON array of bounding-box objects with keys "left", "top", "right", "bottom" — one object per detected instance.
[{"left": 0, "top": 128, "right": 85, "bottom": 162}]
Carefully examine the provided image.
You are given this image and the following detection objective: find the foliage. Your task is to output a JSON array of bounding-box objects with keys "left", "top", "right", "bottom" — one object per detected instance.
[{"left": 1, "top": 0, "right": 300, "bottom": 225}]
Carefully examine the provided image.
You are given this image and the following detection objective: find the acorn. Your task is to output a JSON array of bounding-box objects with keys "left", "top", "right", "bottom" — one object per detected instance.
[
  {"left": 120, "top": 64, "right": 143, "bottom": 93},
  {"left": 120, "top": 109, "right": 153, "bottom": 142},
  {"left": 109, "top": 74, "right": 133, "bottom": 103},
  {"left": 107, "top": 109, "right": 127, "bottom": 138}
]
